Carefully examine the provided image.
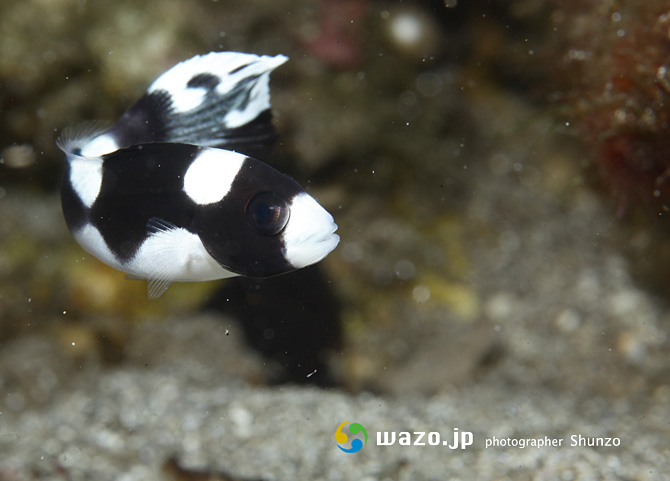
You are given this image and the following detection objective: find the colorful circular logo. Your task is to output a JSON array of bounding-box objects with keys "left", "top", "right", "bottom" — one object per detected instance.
[{"left": 334, "top": 421, "right": 368, "bottom": 453}]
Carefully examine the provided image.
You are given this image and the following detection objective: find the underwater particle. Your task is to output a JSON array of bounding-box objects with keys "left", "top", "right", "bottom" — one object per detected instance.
[
  {"left": 390, "top": 12, "right": 423, "bottom": 47},
  {"left": 397, "top": 89, "right": 421, "bottom": 120},
  {"left": 394, "top": 258, "right": 416, "bottom": 280},
  {"left": 5, "top": 393, "right": 25, "bottom": 412},
  {"left": 484, "top": 292, "right": 514, "bottom": 321},
  {"left": 0, "top": 144, "right": 36, "bottom": 168},
  {"left": 341, "top": 242, "right": 364, "bottom": 262},
  {"left": 616, "top": 331, "right": 647, "bottom": 364},
  {"left": 56, "top": 324, "right": 99, "bottom": 358},
  {"left": 416, "top": 71, "right": 443, "bottom": 97},
  {"left": 555, "top": 308, "right": 581, "bottom": 333},
  {"left": 229, "top": 404, "right": 253, "bottom": 438},
  {"left": 42, "top": 50, "right": 58, "bottom": 63},
  {"left": 412, "top": 284, "right": 431, "bottom": 303},
  {"left": 383, "top": 6, "right": 444, "bottom": 60}
]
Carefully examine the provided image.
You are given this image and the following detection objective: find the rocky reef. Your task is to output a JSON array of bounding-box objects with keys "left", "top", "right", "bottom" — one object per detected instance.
[{"left": 0, "top": 0, "right": 668, "bottom": 479}]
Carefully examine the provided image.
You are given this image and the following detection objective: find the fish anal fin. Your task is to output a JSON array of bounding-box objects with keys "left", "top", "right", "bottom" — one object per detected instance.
[
  {"left": 124, "top": 272, "right": 172, "bottom": 299},
  {"left": 147, "top": 278, "right": 172, "bottom": 300},
  {"left": 136, "top": 217, "right": 185, "bottom": 300}
]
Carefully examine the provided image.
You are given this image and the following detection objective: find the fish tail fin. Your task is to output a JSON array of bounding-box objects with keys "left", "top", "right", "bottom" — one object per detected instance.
[{"left": 56, "top": 121, "right": 112, "bottom": 159}]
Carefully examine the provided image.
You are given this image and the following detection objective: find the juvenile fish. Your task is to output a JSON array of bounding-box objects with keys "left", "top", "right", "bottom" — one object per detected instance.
[{"left": 58, "top": 52, "right": 339, "bottom": 298}]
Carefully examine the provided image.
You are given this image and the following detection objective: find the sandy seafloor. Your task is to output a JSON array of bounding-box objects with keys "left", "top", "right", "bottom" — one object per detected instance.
[{"left": 1, "top": 1, "right": 669, "bottom": 480}]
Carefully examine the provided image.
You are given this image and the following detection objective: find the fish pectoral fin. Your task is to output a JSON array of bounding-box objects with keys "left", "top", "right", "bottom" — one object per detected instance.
[{"left": 146, "top": 216, "right": 179, "bottom": 234}]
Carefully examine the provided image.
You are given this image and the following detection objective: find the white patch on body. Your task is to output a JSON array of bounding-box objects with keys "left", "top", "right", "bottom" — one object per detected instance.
[
  {"left": 73, "top": 221, "right": 236, "bottom": 299},
  {"left": 282, "top": 193, "right": 340, "bottom": 268},
  {"left": 183, "top": 148, "right": 245, "bottom": 205},
  {"left": 68, "top": 156, "right": 104, "bottom": 208},
  {"left": 147, "top": 51, "right": 288, "bottom": 124},
  {"left": 73, "top": 223, "right": 125, "bottom": 272},
  {"left": 129, "top": 224, "right": 236, "bottom": 298}
]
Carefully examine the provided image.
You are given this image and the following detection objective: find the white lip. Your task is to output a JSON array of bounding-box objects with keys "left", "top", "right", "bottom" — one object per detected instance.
[
  {"left": 282, "top": 193, "right": 340, "bottom": 268},
  {"left": 312, "top": 224, "right": 340, "bottom": 260}
]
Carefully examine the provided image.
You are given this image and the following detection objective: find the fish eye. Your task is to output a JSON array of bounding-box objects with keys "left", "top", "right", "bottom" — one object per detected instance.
[{"left": 246, "top": 191, "right": 290, "bottom": 235}]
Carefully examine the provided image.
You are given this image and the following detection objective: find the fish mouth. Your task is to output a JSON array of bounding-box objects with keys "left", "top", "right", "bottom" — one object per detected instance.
[
  {"left": 315, "top": 223, "right": 340, "bottom": 256},
  {"left": 295, "top": 221, "right": 340, "bottom": 264},
  {"left": 282, "top": 194, "right": 341, "bottom": 269}
]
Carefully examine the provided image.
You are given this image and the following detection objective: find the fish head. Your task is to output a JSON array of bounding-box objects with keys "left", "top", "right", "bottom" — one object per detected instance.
[{"left": 188, "top": 149, "right": 339, "bottom": 277}]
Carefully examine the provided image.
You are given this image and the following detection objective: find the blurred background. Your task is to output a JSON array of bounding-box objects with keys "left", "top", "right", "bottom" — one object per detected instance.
[{"left": 1, "top": 0, "right": 669, "bottom": 479}]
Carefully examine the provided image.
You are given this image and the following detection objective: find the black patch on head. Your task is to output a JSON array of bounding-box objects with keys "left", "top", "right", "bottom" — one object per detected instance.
[
  {"left": 88, "top": 143, "right": 200, "bottom": 263},
  {"left": 187, "top": 73, "right": 220, "bottom": 90},
  {"left": 195, "top": 156, "right": 305, "bottom": 277},
  {"left": 108, "top": 90, "right": 172, "bottom": 147},
  {"left": 60, "top": 163, "right": 89, "bottom": 231}
]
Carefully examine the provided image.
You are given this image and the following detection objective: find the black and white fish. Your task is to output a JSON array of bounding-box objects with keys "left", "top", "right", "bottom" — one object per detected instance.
[{"left": 58, "top": 52, "right": 339, "bottom": 299}]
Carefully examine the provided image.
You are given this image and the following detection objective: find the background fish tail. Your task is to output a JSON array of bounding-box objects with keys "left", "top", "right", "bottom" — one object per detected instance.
[{"left": 108, "top": 52, "right": 287, "bottom": 161}]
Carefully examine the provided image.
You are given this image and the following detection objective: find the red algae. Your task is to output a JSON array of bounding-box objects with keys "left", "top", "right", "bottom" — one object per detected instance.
[
  {"left": 304, "top": 0, "right": 371, "bottom": 70},
  {"left": 545, "top": 2, "right": 670, "bottom": 214}
]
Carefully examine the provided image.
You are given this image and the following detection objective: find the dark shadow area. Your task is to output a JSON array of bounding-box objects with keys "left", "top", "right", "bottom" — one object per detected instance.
[{"left": 204, "top": 265, "right": 342, "bottom": 387}]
